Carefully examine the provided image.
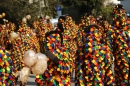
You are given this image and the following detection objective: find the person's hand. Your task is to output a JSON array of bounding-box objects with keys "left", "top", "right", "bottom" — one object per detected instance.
[{"left": 45, "top": 50, "right": 60, "bottom": 65}]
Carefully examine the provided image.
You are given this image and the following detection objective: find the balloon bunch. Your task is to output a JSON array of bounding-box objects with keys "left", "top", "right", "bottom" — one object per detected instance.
[
  {"left": 22, "top": 15, "right": 31, "bottom": 24},
  {"left": 0, "top": 13, "right": 6, "bottom": 19},
  {"left": 0, "top": 13, "right": 9, "bottom": 25},
  {"left": 19, "top": 50, "right": 48, "bottom": 85}
]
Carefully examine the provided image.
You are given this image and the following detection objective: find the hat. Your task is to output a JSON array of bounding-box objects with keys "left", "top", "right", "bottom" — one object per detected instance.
[
  {"left": 58, "top": 16, "right": 66, "bottom": 21},
  {"left": 117, "top": 4, "right": 124, "bottom": 9}
]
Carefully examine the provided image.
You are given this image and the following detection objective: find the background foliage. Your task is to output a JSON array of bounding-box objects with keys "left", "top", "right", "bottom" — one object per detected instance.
[
  {"left": 0, "top": 0, "right": 115, "bottom": 24},
  {"left": 0, "top": 0, "right": 57, "bottom": 24}
]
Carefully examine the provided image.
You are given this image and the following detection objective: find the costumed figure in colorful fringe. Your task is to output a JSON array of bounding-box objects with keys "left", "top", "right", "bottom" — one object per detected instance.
[
  {"left": 113, "top": 5, "right": 129, "bottom": 86},
  {"left": 76, "top": 13, "right": 115, "bottom": 85},
  {"left": 126, "top": 12, "right": 130, "bottom": 85},
  {"left": 11, "top": 18, "right": 50, "bottom": 85},
  {"left": 9, "top": 17, "right": 40, "bottom": 85},
  {"left": 75, "top": 15, "right": 88, "bottom": 86},
  {"left": 83, "top": 24, "right": 114, "bottom": 85},
  {"left": 96, "top": 17, "right": 115, "bottom": 85},
  {"left": 62, "top": 15, "right": 78, "bottom": 80},
  {"left": 35, "top": 16, "right": 73, "bottom": 86},
  {"left": 0, "top": 46, "right": 16, "bottom": 86},
  {"left": 45, "top": 15, "right": 54, "bottom": 32},
  {"left": 0, "top": 13, "right": 14, "bottom": 50},
  {"left": 112, "top": 4, "right": 130, "bottom": 85},
  {"left": 33, "top": 16, "right": 54, "bottom": 53},
  {"left": 75, "top": 14, "right": 97, "bottom": 86},
  {"left": 63, "top": 15, "right": 78, "bottom": 69},
  {"left": 33, "top": 17, "right": 47, "bottom": 53},
  {"left": 127, "top": 13, "right": 130, "bottom": 59},
  {"left": 0, "top": 14, "right": 16, "bottom": 85}
]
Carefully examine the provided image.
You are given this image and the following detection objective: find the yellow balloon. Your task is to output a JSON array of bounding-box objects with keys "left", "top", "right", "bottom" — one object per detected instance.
[
  {"left": 0, "top": 14, "right": 2, "bottom": 18},
  {"left": 2, "top": 13, "right": 5, "bottom": 17}
]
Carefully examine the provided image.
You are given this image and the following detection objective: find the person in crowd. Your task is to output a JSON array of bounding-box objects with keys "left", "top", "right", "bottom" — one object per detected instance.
[
  {"left": 35, "top": 16, "right": 73, "bottom": 86},
  {"left": 112, "top": 4, "right": 130, "bottom": 85},
  {"left": 75, "top": 14, "right": 115, "bottom": 85},
  {"left": 0, "top": 24, "right": 16, "bottom": 86}
]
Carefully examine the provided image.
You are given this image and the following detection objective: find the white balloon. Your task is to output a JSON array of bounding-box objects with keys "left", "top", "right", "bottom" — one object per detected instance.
[
  {"left": 32, "top": 53, "right": 47, "bottom": 75},
  {"left": 0, "top": 15, "right": 2, "bottom": 18},
  {"left": 23, "top": 50, "right": 37, "bottom": 68},
  {"left": 45, "top": 15, "right": 50, "bottom": 19},
  {"left": 26, "top": 15, "right": 31, "bottom": 20},
  {"left": 2, "top": 13, "right": 5, "bottom": 17},
  {"left": 36, "top": 53, "right": 47, "bottom": 60},
  {"left": 22, "top": 17, "right": 27, "bottom": 23},
  {"left": 10, "top": 31, "right": 19, "bottom": 41},
  {"left": 3, "top": 19, "right": 6, "bottom": 21},
  {"left": 19, "top": 67, "right": 31, "bottom": 83}
]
